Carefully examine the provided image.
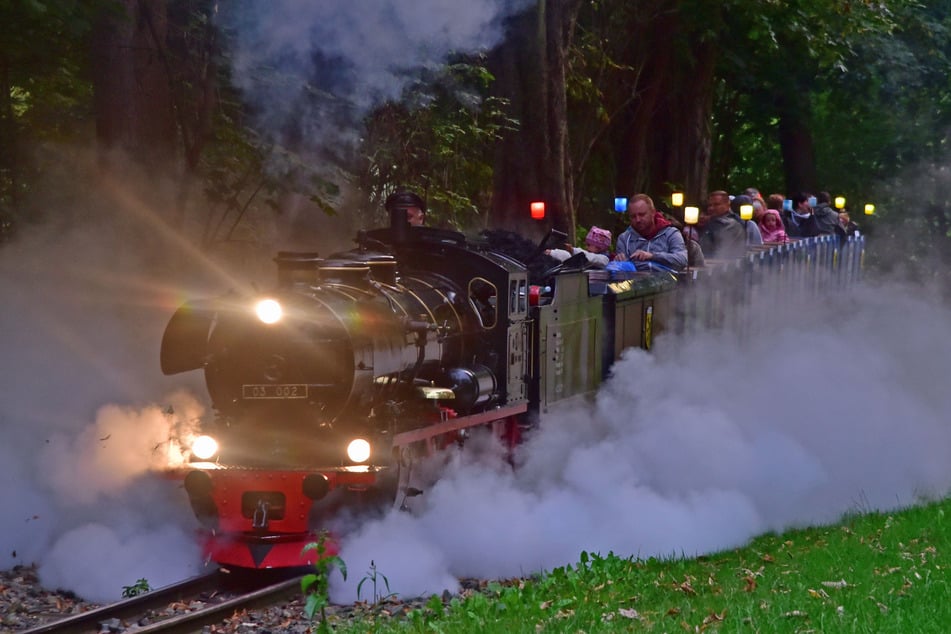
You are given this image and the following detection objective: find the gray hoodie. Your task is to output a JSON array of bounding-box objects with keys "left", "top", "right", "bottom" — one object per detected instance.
[{"left": 615, "top": 225, "right": 688, "bottom": 270}]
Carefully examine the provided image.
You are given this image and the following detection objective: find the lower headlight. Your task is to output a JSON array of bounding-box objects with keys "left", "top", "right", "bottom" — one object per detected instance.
[
  {"left": 191, "top": 435, "right": 219, "bottom": 460},
  {"left": 346, "top": 438, "right": 371, "bottom": 463}
]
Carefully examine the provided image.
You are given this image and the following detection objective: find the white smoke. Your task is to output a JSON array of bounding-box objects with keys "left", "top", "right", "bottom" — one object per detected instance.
[
  {"left": 0, "top": 159, "right": 215, "bottom": 602},
  {"left": 223, "top": 0, "right": 533, "bottom": 145},
  {"left": 39, "top": 392, "right": 204, "bottom": 508},
  {"left": 330, "top": 283, "right": 951, "bottom": 602}
]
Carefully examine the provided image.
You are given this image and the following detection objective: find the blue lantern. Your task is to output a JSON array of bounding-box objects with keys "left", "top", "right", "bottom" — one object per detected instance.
[{"left": 614, "top": 197, "right": 628, "bottom": 213}]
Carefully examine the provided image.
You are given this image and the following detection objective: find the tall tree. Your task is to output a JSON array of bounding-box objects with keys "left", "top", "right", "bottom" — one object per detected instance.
[
  {"left": 92, "top": 0, "right": 177, "bottom": 168},
  {"left": 710, "top": 0, "right": 901, "bottom": 195},
  {"left": 91, "top": 0, "right": 220, "bottom": 230},
  {"left": 489, "top": 0, "right": 583, "bottom": 236},
  {"left": 537, "top": 0, "right": 731, "bottom": 223}
]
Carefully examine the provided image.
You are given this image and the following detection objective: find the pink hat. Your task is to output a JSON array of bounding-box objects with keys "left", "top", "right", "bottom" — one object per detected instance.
[{"left": 585, "top": 226, "right": 613, "bottom": 251}]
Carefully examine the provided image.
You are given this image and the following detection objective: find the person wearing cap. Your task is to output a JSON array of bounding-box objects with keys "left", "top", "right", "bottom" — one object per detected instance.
[
  {"left": 614, "top": 194, "right": 688, "bottom": 270},
  {"left": 384, "top": 189, "right": 427, "bottom": 226},
  {"left": 546, "top": 226, "right": 613, "bottom": 268},
  {"left": 730, "top": 194, "right": 764, "bottom": 246}
]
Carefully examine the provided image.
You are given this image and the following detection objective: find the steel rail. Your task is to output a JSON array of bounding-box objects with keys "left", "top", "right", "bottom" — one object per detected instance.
[
  {"left": 123, "top": 575, "right": 303, "bottom": 634},
  {"left": 21, "top": 571, "right": 223, "bottom": 634}
]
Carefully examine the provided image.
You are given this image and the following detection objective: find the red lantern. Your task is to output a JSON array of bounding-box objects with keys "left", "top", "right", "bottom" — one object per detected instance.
[{"left": 530, "top": 201, "right": 546, "bottom": 220}]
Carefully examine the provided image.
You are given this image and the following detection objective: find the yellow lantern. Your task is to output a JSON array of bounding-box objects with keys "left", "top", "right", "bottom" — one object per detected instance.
[
  {"left": 684, "top": 206, "right": 700, "bottom": 225},
  {"left": 834, "top": 196, "right": 846, "bottom": 209},
  {"left": 739, "top": 204, "right": 754, "bottom": 221},
  {"left": 864, "top": 203, "right": 875, "bottom": 215},
  {"left": 671, "top": 192, "right": 684, "bottom": 207}
]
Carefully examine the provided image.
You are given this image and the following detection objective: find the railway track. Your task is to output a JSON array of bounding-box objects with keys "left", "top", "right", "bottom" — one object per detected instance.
[{"left": 21, "top": 569, "right": 305, "bottom": 634}]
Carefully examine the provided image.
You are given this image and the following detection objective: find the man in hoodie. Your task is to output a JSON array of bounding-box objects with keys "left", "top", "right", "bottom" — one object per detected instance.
[{"left": 615, "top": 194, "right": 688, "bottom": 270}]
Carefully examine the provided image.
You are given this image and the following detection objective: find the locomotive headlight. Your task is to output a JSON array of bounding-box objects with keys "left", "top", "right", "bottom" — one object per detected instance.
[
  {"left": 191, "top": 435, "right": 219, "bottom": 460},
  {"left": 346, "top": 438, "right": 371, "bottom": 463},
  {"left": 255, "top": 298, "right": 283, "bottom": 324}
]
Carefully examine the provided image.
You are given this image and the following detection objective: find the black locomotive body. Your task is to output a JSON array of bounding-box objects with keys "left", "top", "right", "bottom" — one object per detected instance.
[
  {"left": 160, "top": 216, "right": 864, "bottom": 569},
  {"left": 161, "top": 223, "right": 544, "bottom": 567}
]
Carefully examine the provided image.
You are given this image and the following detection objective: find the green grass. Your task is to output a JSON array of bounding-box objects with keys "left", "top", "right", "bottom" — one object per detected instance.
[{"left": 330, "top": 496, "right": 950, "bottom": 632}]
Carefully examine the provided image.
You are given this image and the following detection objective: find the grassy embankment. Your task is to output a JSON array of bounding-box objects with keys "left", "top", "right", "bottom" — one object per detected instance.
[{"left": 331, "top": 496, "right": 949, "bottom": 632}]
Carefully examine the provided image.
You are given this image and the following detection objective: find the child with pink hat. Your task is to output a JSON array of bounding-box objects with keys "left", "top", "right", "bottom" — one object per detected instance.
[{"left": 546, "top": 226, "right": 613, "bottom": 267}]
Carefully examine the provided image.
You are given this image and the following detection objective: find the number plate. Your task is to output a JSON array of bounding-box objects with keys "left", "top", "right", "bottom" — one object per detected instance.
[{"left": 242, "top": 384, "right": 308, "bottom": 399}]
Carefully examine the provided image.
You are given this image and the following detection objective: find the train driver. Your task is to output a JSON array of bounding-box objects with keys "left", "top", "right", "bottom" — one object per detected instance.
[{"left": 385, "top": 190, "right": 427, "bottom": 226}]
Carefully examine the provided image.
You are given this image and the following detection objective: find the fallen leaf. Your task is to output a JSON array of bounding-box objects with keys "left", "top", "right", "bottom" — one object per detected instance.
[
  {"left": 821, "top": 579, "right": 848, "bottom": 589},
  {"left": 702, "top": 610, "right": 726, "bottom": 625},
  {"left": 743, "top": 576, "right": 757, "bottom": 592},
  {"left": 618, "top": 608, "right": 640, "bottom": 620}
]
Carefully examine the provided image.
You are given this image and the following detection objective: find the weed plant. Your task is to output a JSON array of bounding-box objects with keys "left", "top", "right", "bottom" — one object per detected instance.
[
  {"left": 302, "top": 531, "right": 348, "bottom": 633},
  {"left": 120, "top": 578, "right": 151, "bottom": 598},
  {"left": 358, "top": 560, "right": 396, "bottom": 604},
  {"left": 328, "top": 496, "right": 949, "bottom": 632}
]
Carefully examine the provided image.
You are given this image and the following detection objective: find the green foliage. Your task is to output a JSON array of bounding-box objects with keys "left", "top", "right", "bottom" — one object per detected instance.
[
  {"left": 0, "top": 0, "right": 104, "bottom": 225},
  {"left": 120, "top": 578, "right": 151, "bottom": 598},
  {"left": 356, "top": 58, "right": 517, "bottom": 230},
  {"left": 357, "top": 559, "right": 396, "bottom": 604},
  {"left": 709, "top": 0, "right": 911, "bottom": 195},
  {"left": 301, "top": 531, "right": 347, "bottom": 632}
]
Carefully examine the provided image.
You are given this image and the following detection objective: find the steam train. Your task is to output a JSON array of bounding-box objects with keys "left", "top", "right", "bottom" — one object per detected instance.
[{"left": 160, "top": 209, "right": 865, "bottom": 569}]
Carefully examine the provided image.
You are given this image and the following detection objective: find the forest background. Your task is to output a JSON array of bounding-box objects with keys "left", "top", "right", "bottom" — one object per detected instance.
[{"left": 3, "top": 0, "right": 951, "bottom": 285}]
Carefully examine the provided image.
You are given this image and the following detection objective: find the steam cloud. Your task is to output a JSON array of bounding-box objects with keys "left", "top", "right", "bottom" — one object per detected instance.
[
  {"left": 0, "top": 169, "right": 211, "bottom": 602},
  {"left": 223, "top": 0, "right": 533, "bottom": 146},
  {"left": 329, "top": 285, "right": 951, "bottom": 602}
]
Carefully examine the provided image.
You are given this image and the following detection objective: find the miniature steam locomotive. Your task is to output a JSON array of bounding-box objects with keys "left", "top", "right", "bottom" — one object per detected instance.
[{"left": 160, "top": 210, "right": 863, "bottom": 568}]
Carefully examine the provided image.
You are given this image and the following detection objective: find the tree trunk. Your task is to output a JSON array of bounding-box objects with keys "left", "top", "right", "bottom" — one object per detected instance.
[
  {"left": 91, "top": 0, "right": 176, "bottom": 170},
  {"left": 654, "top": 37, "right": 717, "bottom": 206},
  {"left": 489, "top": 0, "right": 582, "bottom": 238},
  {"left": 777, "top": 95, "right": 817, "bottom": 195},
  {"left": 604, "top": 3, "right": 719, "bottom": 213}
]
